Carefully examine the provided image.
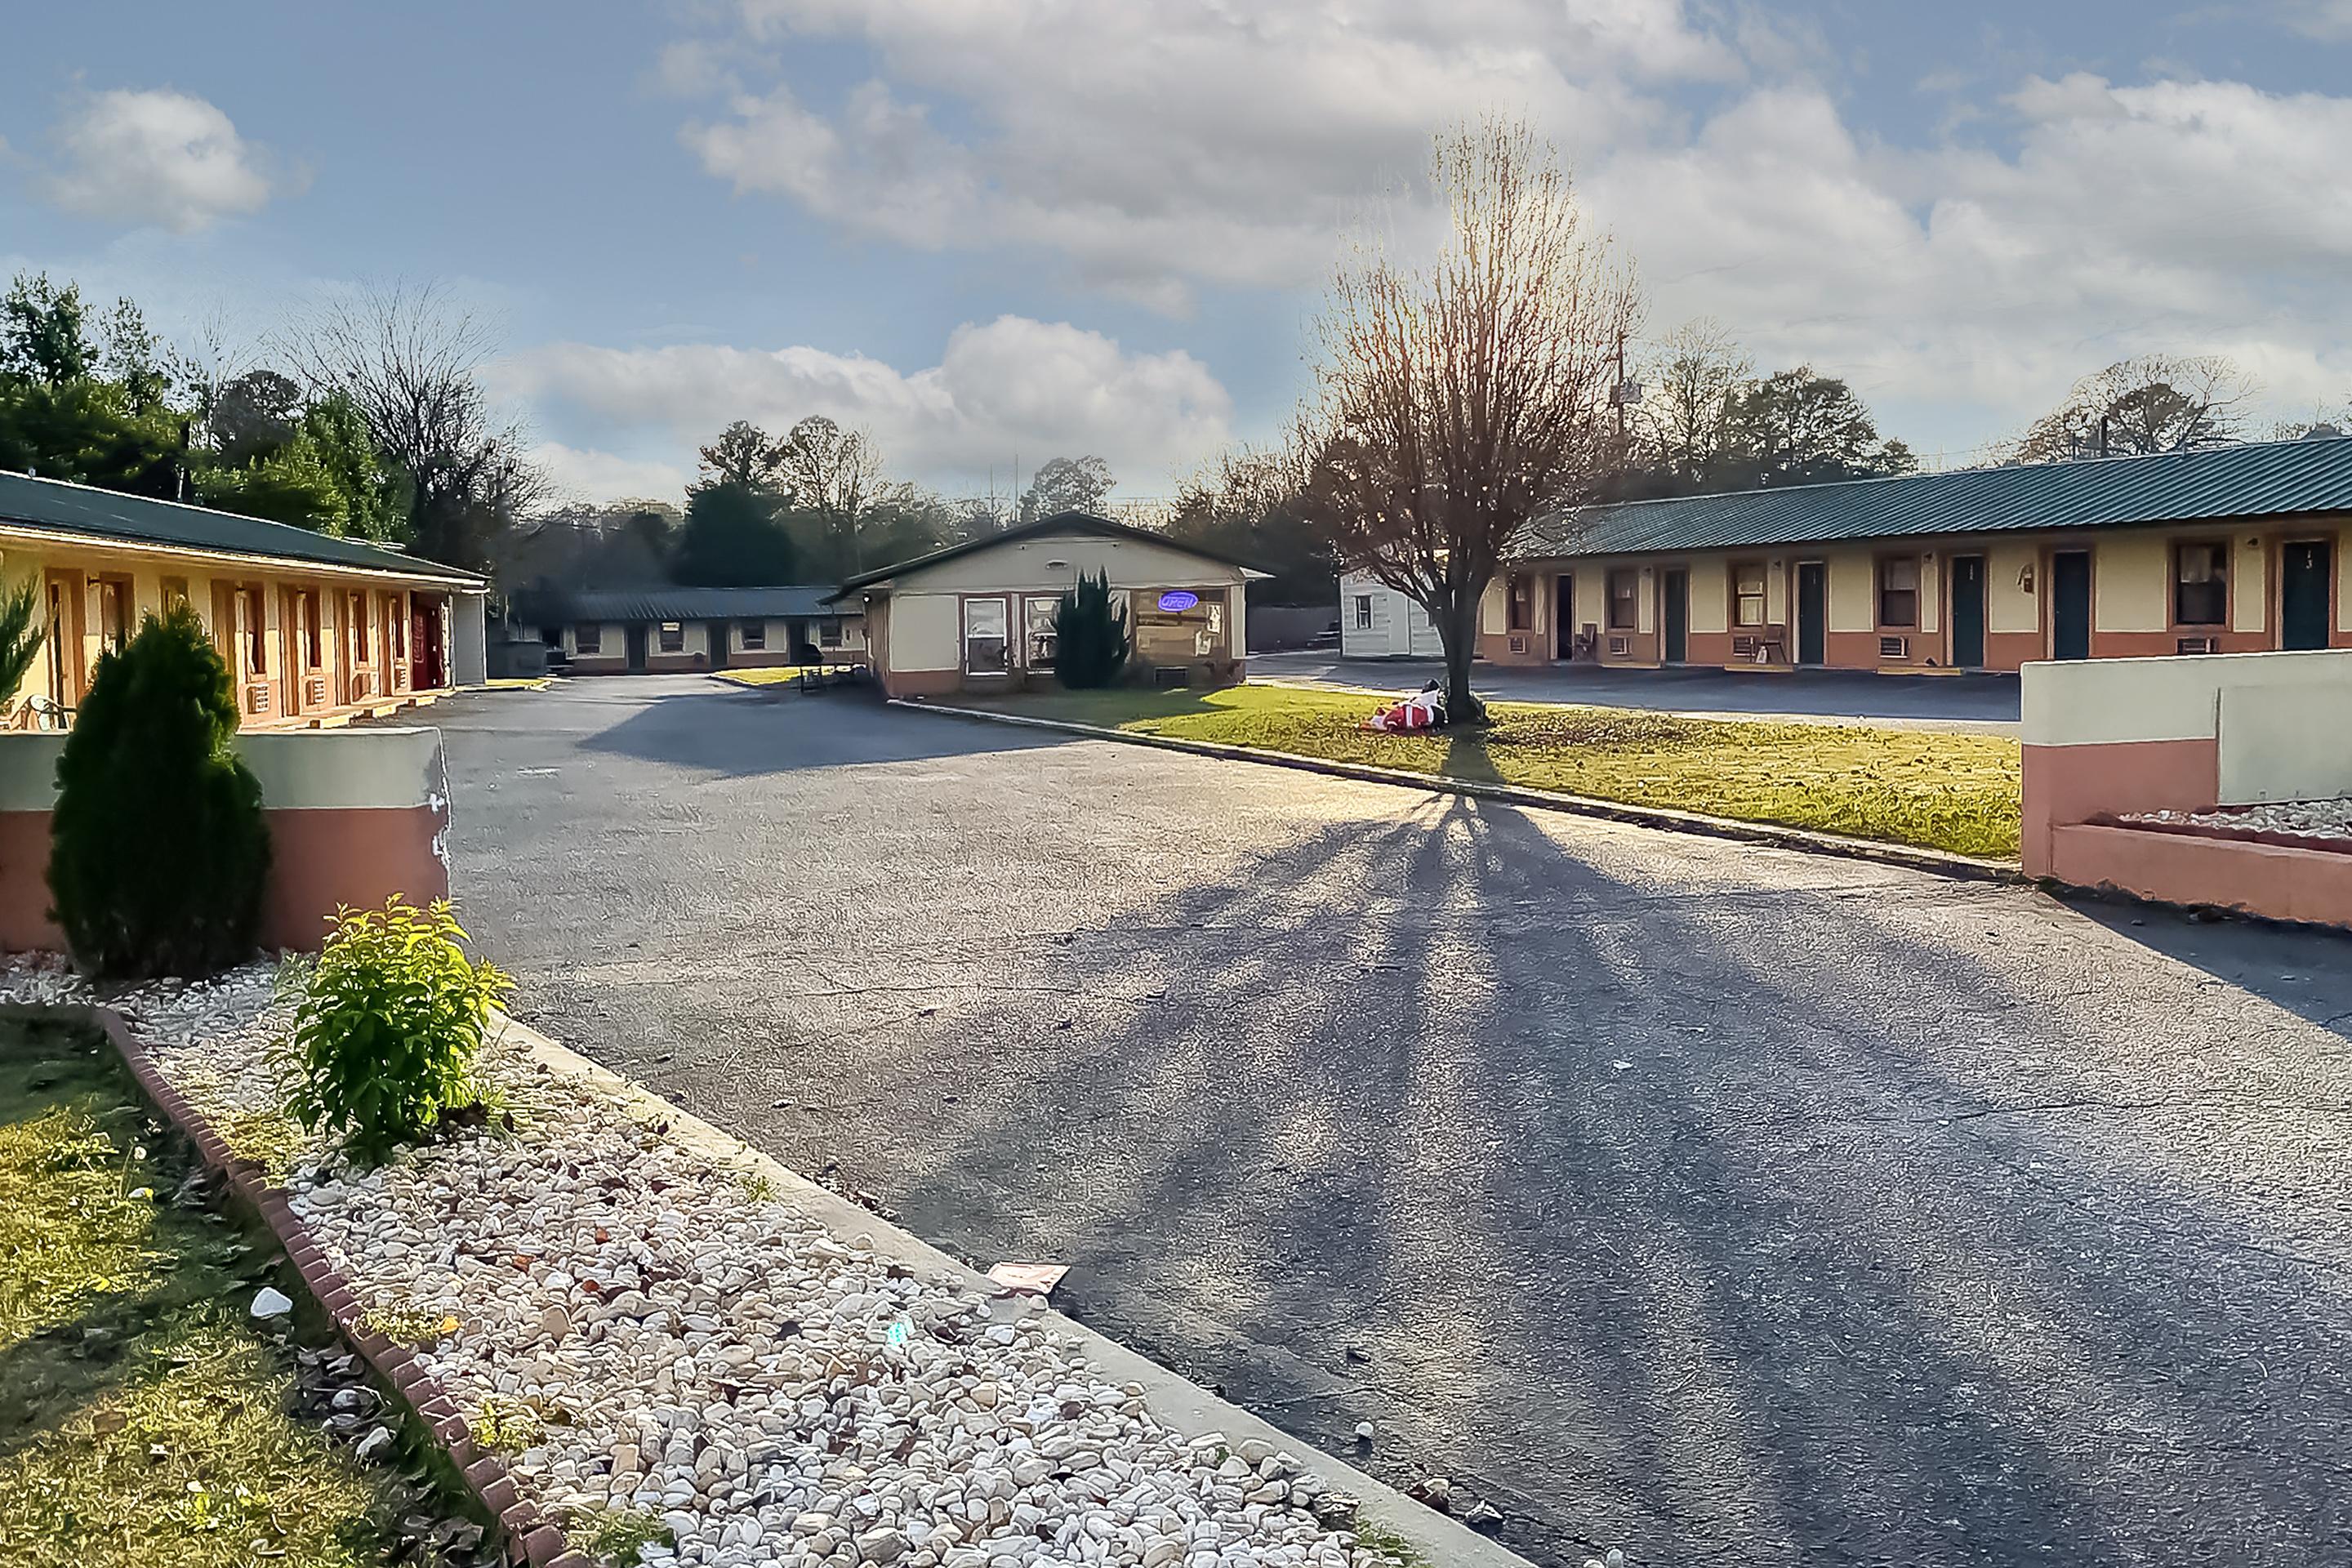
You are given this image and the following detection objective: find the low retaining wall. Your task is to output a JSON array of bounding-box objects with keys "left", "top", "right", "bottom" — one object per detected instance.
[
  {"left": 2021, "top": 649, "right": 2352, "bottom": 922},
  {"left": 0, "top": 728, "right": 449, "bottom": 952}
]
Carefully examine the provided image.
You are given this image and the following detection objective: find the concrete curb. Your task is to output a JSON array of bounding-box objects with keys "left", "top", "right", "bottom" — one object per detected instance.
[
  {"left": 892, "top": 697, "right": 2023, "bottom": 885},
  {"left": 506, "top": 1018, "right": 1538, "bottom": 1568},
  {"left": 16, "top": 999, "right": 594, "bottom": 1568}
]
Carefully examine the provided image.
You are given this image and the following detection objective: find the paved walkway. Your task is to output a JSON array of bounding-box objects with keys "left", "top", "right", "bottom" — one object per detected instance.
[
  {"left": 439, "top": 676, "right": 2352, "bottom": 1568},
  {"left": 1252, "top": 652, "right": 2021, "bottom": 733}
]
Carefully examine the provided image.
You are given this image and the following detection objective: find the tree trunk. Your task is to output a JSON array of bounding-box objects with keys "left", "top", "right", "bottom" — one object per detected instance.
[{"left": 1439, "top": 597, "right": 1484, "bottom": 726}]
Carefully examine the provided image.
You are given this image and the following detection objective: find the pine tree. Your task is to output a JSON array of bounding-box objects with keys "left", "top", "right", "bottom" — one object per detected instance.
[{"left": 1053, "top": 570, "right": 1130, "bottom": 688}]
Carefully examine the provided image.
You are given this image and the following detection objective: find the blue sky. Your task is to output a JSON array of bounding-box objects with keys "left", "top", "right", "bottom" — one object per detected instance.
[{"left": 7, "top": 1, "right": 2352, "bottom": 506}]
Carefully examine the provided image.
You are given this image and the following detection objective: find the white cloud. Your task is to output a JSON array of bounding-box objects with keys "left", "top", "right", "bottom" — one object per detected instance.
[
  {"left": 528, "top": 443, "right": 697, "bottom": 507},
  {"left": 43, "top": 88, "right": 290, "bottom": 233},
  {"left": 493, "top": 315, "right": 1234, "bottom": 501},
  {"left": 684, "top": 0, "right": 1731, "bottom": 309}
]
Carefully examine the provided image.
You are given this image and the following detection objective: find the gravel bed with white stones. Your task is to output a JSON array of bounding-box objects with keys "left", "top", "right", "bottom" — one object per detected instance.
[
  {"left": 2, "top": 958, "right": 1396, "bottom": 1568},
  {"left": 2121, "top": 798, "right": 2352, "bottom": 844}
]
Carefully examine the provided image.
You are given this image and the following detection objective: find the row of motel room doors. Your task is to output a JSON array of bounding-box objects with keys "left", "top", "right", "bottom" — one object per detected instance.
[{"left": 1551, "top": 541, "right": 2335, "bottom": 668}]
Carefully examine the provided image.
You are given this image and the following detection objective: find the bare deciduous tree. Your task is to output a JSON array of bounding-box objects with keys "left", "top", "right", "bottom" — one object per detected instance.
[
  {"left": 1295, "top": 117, "right": 1639, "bottom": 723},
  {"left": 280, "top": 282, "right": 544, "bottom": 569},
  {"left": 2014, "top": 354, "right": 2256, "bottom": 463},
  {"left": 1637, "top": 317, "right": 1751, "bottom": 491},
  {"left": 775, "top": 416, "right": 889, "bottom": 572}
]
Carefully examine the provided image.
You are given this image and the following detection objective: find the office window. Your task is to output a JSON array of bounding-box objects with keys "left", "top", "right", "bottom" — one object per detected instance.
[
  {"left": 576, "top": 623, "right": 603, "bottom": 655},
  {"left": 1506, "top": 575, "right": 1532, "bottom": 631},
  {"left": 1733, "top": 563, "right": 1767, "bottom": 628},
  {"left": 1024, "top": 596, "right": 1058, "bottom": 667},
  {"left": 964, "top": 597, "right": 1009, "bottom": 673},
  {"left": 1878, "top": 557, "right": 1919, "bottom": 629},
  {"left": 657, "top": 621, "right": 684, "bottom": 653},
  {"left": 1354, "top": 595, "right": 1374, "bottom": 630},
  {"left": 1606, "top": 569, "right": 1637, "bottom": 630},
  {"left": 2174, "top": 541, "right": 2228, "bottom": 626}
]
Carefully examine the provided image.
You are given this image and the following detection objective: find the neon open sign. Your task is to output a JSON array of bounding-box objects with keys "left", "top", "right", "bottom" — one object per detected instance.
[{"left": 1157, "top": 590, "right": 1200, "bottom": 612}]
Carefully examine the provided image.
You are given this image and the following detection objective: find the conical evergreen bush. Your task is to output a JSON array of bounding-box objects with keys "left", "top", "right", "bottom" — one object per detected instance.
[{"left": 1053, "top": 569, "right": 1131, "bottom": 688}]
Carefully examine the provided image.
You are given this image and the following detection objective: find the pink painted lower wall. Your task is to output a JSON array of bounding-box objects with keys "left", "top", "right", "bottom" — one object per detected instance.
[
  {"left": 2020, "top": 737, "right": 2219, "bottom": 875},
  {"left": 0, "top": 804, "right": 448, "bottom": 956},
  {"left": 2050, "top": 822, "right": 2352, "bottom": 928}
]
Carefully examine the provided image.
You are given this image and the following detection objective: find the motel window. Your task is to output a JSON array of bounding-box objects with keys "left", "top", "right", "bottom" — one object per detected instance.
[
  {"left": 390, "top": 595, "right": 408, "bottom": 660},
  {"left": 658, "top": 621, "right": 684, "bottom": 653},
  {"left": 240, "top": 587, "right": 266, "bottom": 676},
  {"left": 741, "top": 620, "right": 767, "bottom": 650},
  {"left": 161, "top": 577, "right": 191, "bottom": 614},
  {"left": 1354, "top": 595, "right": 1374, "bottom": 631},
  {"left": 1878, "top": 557, "right": 1919, "bottom": 629},
  {"left": 964, "top": 597, "right": 1009, "bottom": 674},
  {"left": 576, "top": 623, "right": 602, "bottom": 655},
  {"left": 1606, "top": 569, "right": 1637, "bottom": 631},
  {"left": 1506, "top": 575, "right": 1532, "bottom": 631},
  {"left": 301, "top": 592, "right": 323, "bottom": 667},
  {"left": 1024, "top": 596, "right": 1058, "bottom": 668},
  {"left": 350, "top": 592, "right": 369, "bottom": 661},
  {"left": 94, "top": 577, "right": 131, "bottom": 654},
  {"left": 1733, "top": 562, "right": 1767, "bottom": 628},
  {"left": 819, "top": 617, "right": 844, "bottom": 648},
  {"left": 2174, "top": 541, "right": 2229, "bottom": 626}
]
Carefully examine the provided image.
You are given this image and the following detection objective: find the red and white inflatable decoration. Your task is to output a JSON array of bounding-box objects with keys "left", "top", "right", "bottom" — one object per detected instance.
[{"left": 1363, "top": 686, "right": 1446, "bottom": 732}]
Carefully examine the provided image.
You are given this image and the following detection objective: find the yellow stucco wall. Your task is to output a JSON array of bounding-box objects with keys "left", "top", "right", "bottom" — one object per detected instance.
[
  {"left": 2233, "top": 535, "right": 2266, "bottom": 635},
  {"left": 1688, "top": 559, "right": 1729, "bottom": 635},
  {"left": 1987, "top": 543, "right": 2038, "bottom": 635},
  {"left": 2094, "top": 532, "right": 2169, "bottom": 634},
  {"left": 1826, "top": 550, "right": 1875, "bottom": 633}
]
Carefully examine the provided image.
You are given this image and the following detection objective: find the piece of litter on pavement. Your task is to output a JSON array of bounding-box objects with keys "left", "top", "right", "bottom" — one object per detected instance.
[
  {"left": 884, "top": 1317, "right": 911, "bottom": 1346},
  {"left": 986, "top": 1262, "right": 1068, "bottom": 1296},
  {"left": 249, "top": 1286, "right": 293, "bottom": 1318},
  {"left": 1610, "top": 1059, "right": 1633, "bottom": 1071}
]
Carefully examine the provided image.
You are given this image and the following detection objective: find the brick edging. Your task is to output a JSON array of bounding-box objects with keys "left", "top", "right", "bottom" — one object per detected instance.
[
  {"left": 70, "top": 1004, "right": 591, "bottom": 1568},
  {"left": 891, "top": 698, "right": 2025, "bottom": 884}
]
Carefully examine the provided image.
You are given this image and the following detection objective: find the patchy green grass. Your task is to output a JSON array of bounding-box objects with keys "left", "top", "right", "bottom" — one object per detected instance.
[
  {"left": 0, "top": 1019, "right": 439, "bottom": 1567},
  {"left": 969, "top": 684, "right": 2022, "bottom": 859}
]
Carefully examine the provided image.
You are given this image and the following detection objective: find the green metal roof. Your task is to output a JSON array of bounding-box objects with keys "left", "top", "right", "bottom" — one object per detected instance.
[
  {"left": 0, "top": 470, "right": 485, "bottom": 586},
  {"left": 1512, "top": 434, "right": 2352, "bottom": 560},
  {"left": 523, "top": 586, "right": 849, "bottom": 624}
]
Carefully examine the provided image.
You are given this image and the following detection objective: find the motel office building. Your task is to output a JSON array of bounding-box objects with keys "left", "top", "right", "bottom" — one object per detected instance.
[{"left": 1446, "top": 438, "right": 2352, "bottom": 674}]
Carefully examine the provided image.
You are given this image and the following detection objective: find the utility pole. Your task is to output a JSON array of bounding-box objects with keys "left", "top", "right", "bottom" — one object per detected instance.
[{"left": 1615, "top": 330, "right": 1628, "bottom": 445}]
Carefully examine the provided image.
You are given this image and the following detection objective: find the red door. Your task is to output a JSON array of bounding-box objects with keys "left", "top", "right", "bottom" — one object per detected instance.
[{"left": 412, "top": 599, "right": 447, "bottom": 689}]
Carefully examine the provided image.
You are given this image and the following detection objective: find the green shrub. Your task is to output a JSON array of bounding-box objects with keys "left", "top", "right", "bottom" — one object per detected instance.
[
  {"left": 48, "top": 605, "right": 270, "bottom": 978},
  {"left": 287, "top": 898, "right": 512, "bottom": 1163},
  {"left": 1053, "top": 569, "right": 1131, "bottom": 688}
]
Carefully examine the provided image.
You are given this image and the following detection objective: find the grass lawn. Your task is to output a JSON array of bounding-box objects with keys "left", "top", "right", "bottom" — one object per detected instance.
[
  {"left": 0, "top": 1018, "right": 470, "bottom": 1567},
  {"left": 969, "top": 684, "right": 2022, "bottom": 859}
]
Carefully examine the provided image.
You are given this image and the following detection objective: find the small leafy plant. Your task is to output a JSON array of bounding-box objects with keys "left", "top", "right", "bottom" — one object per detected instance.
[{"left": 287, "top": 898, "right": 511, "bottom": 1163}]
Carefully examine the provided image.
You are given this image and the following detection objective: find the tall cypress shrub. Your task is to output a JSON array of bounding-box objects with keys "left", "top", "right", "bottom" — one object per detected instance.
[
  {"left": 1054, "top": 570, "right": 1131, "bottom": 688},
  {"left": 49, "top": 605, "right": 270, "bottom": 978}
]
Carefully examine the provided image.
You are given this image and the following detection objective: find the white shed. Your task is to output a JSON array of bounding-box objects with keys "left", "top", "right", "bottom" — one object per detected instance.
[{"left": 1339, "top": 572, "right": 1445, "bottom": 659}]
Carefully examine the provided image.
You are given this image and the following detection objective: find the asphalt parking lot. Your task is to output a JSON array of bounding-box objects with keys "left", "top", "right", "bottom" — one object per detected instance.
[{"left": 438, "top": 676, "right": 2352, "bottom": 1568}]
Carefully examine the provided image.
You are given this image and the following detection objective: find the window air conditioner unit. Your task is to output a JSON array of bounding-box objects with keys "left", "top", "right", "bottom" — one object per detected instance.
[
  {"left": 1731, "top": 635, "right": 1755, "bottom": 657},
  {"left": 2176, "top": 635, "right": 2219, "bottom": 655},
  {"left": 1507, "top": 634, "right": 1529, "bottom": 654},
  {"left": 1878, "top": 635, "right": 1909, "bottom": 660},
  {"left": 1608, "top": 635, "right": 1629, "bottom": 656},
  {"left": 245, "top": 684, "right": 272, "bottom": 715},
  {"left": 304, "top": 675, "right": 331, "bottom": 708}
]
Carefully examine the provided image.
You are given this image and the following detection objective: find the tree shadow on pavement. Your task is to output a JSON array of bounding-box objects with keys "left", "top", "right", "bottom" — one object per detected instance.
[
  {"left": 574, "top": 687, "right": 1079, "bottom": 777},
  {"left": 881, "top": 795, "right": 2352, "bottom": 1568}
]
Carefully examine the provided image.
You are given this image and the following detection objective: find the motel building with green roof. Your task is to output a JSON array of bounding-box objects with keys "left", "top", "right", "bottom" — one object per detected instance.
[
  {"left": 1371, "top": 435, "right": 2352, "bottom": 675},
  {"left": 0, "top": 470, "right": 488, "bottom": 729}
]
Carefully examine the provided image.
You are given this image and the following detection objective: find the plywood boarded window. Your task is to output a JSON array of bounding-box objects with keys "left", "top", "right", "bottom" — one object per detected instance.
[
  {"left": 1733, "top": 562, "right": 1767, "bottom": 627},
  {"left": 1877, "top": 557, "right": 1918, "bottom": 629},
  {"left": 2173, "top": 541, "right": 2228, "bottom": 626}
]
